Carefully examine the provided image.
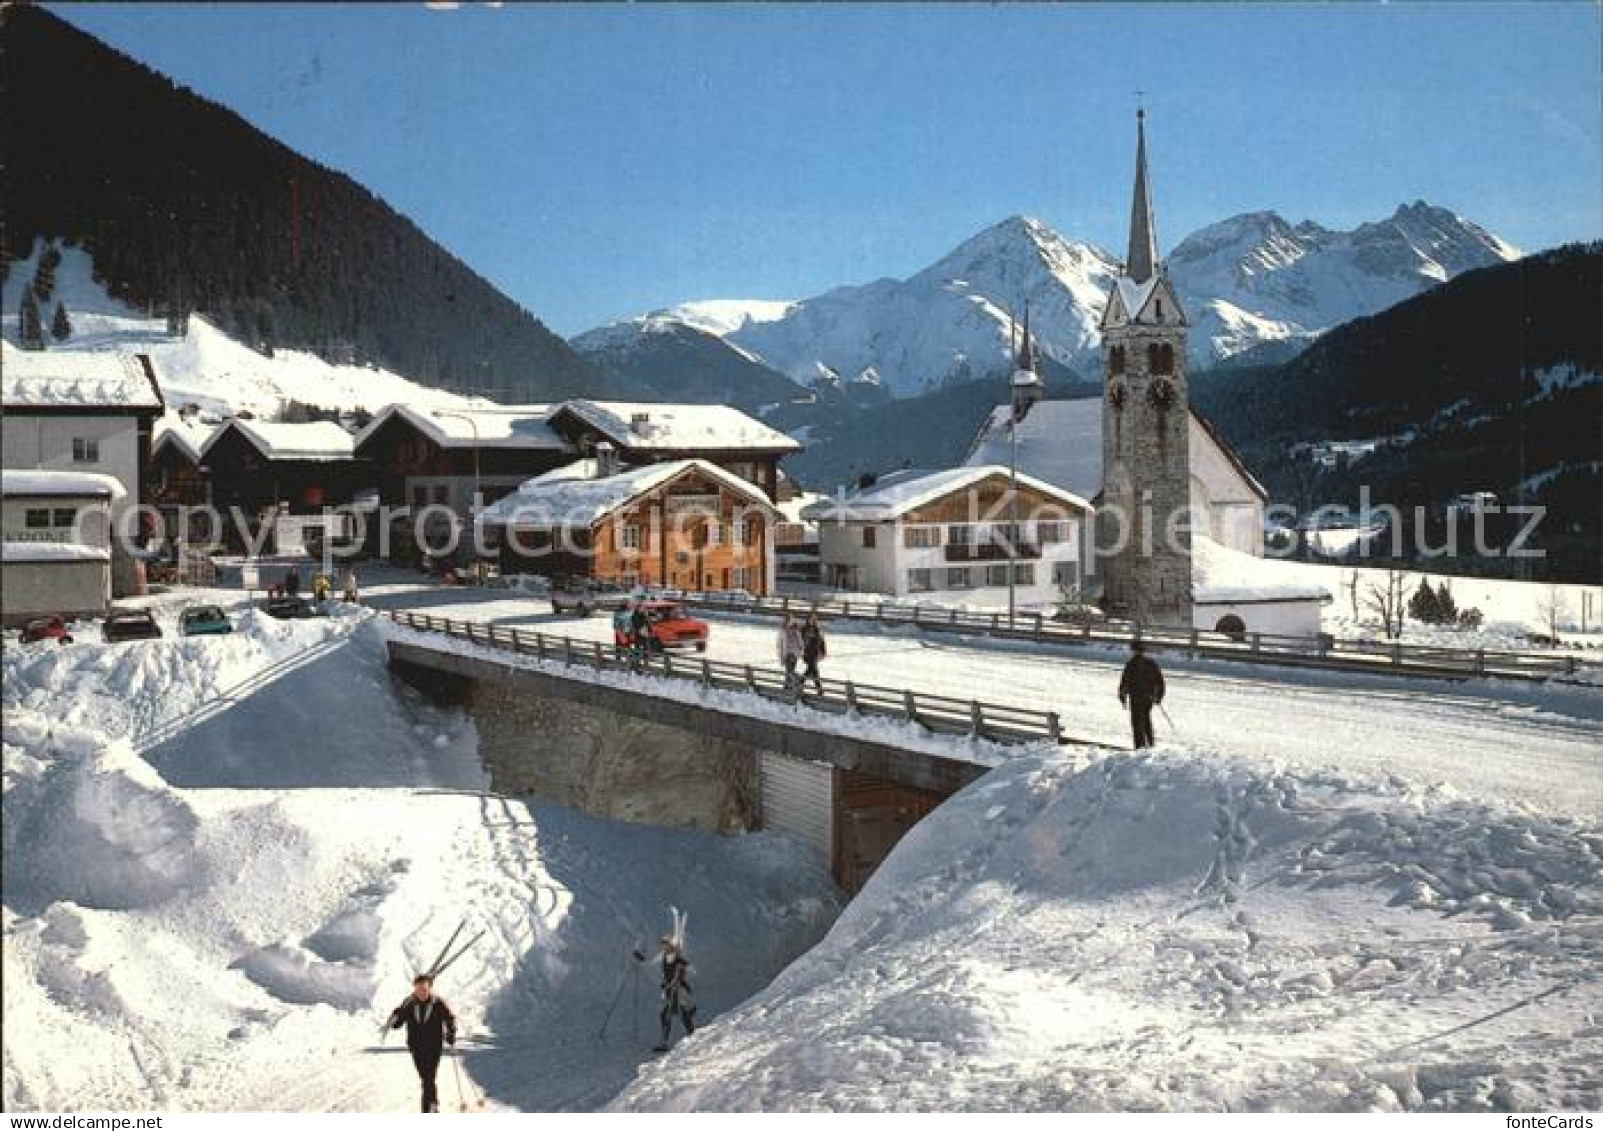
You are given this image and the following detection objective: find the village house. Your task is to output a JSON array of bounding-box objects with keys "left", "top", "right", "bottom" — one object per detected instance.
[
  {"left": 545, "top": 400, "right": 800, "bottom": 501},
  {"left": 197, "top": 417, "right": 363, "bottom": 554},
  {"left": 150, "top": 409, "right": 219, "bottom": 507},
  {"left": 1, "top": 344, "right": 164, "bottom": 593},
  {"left": 478, "top": 457, "right": 779, "bottom": 595},
  {"left": 802, "top": 465, "right": 1091, "bottom": 606},
  {"left": 1, "top": 469, "right": 121, "bottom": 624}
]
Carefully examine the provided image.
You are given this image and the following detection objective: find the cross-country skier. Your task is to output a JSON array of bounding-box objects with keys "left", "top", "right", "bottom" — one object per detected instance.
[
  {"left": 388, "top": 974, "right": 457, "bottom": 1113},
  {"left": 654, "top": 908, "right": 696, "bottom": 1052},
  {"left": 1117, "top": 640, "right": 1166, "bottom": 749}
]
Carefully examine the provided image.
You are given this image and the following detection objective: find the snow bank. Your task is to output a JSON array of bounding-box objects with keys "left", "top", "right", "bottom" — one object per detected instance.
[
  {"left": 3, "top": 608, "right": 840, "bottom": 1111},
  {"left": 616, "top": 747, "right": 1602, "bottom": 1111}
]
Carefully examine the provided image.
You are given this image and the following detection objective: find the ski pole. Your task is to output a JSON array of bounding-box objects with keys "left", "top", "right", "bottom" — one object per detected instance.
[
  {"left": 1158, "top": 703, "right": 1177, "bottom": 733},
  {"left": 432, "top": 930, "right": 488, "bottom": 979},
  {"left": 450, "top": 1048, "right": 469, "bottom": 1113},
  {"left": 425, "top": 919, "right": 467, "bottom": 979},
  {"left": 597, "top": 952, "right": 632, "bottom": 1039}
]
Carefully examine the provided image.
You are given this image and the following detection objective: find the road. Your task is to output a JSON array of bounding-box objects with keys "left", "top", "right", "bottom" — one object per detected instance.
[{"left": 363, "top": 582, "right": 1603, "bottom": 816}]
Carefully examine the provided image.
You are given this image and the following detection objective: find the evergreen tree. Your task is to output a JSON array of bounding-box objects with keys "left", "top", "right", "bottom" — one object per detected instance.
[
  {"left": 32, "top": 243, "right": 61, "bottom": 303},
  {"left": 1434, "top": 581, "right": 1458, "bottom": 624},
  {"left": 50, "top": 299, "right": 72, "bottom": 341},
  {"left": 1407, "top": 577, "right": 1440, "bottom": 624},
  {"left": 18, "top": 289, "right": 45, "bottom": 349}
]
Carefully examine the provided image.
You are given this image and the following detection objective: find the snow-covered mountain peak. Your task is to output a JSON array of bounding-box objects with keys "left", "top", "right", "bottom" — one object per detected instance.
[{"left": 582, "top": 202, "right": 1521, "bottom": 398}]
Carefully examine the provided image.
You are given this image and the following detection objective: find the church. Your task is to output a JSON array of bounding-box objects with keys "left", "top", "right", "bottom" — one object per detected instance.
[{"left": 965, "top": 111, "right": 1326, "bottom": 637}]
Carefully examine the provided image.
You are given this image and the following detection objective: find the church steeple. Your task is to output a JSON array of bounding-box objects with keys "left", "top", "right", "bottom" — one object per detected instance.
[
  {"left": 1125, "top": 108, "right": 1159, "bottom": 284},
  {"left": 1010, "top": 302, "right": 1043, "bottom": 418}
]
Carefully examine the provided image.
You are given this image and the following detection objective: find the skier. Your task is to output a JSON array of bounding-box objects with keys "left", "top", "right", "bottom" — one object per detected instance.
[
  {"left": 342, "top": 566, "right": 360, "bottom": 604},
  {"left": 777, "top": 614, "right": 803, "bottom": 690},
  {"left": 1117, "top": 640, "right": 1166, "bottom": 749},
  {"left": 800, "top": 614, "right": 828, "bottom": 695},
  {"left": 654, "top": 908, "right": 696, "bottom": 1052},
  {"left": 388, "top": 974, "right": 457, "bottom": 1113}
]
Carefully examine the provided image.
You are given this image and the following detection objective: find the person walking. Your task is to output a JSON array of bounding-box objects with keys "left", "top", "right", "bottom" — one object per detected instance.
[
  {"left": 387, "top": 974, "right": 458, "bottom": 1113},
  {"left": 1117, "top": 640, "right": 1166, "bottom": 749},
  {"left": 284, "top": 567, "right": 301, "bottom": 597},
  {"left": 654, "top": 928, "right": 696, "bottom": 1052},
  {"left": 630, "top": 601, "right": 653, "bottom": 661},
  {"left": 777, "top": 614, "right": 804, "bottom": 691},
  {"left": 800, "top": 614, "right": 828, "bottom": 695},
  {"left": 342, "top": 566, "right": 360, "bottom": 604}
]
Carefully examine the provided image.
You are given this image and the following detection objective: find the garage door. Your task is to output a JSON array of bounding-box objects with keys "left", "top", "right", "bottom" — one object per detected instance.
[{"left": 757, "top": 752, "right": 834, "bottom": 866}]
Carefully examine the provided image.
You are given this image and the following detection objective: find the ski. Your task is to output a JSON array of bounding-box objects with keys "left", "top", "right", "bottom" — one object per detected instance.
[
  {"left": 425, "top": 918, "right": 469, "bottom": 979},
  {"left": 432, "top": 929, "right": 487, "bottom": 979}
]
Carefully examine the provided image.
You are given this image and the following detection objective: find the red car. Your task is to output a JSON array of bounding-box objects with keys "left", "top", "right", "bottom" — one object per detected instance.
[
  {"left": 19, "top": 615, "right": 73, "bottom": 645},
  {"left": 612, "top": 601, "right": 709, "bottom": 652}
]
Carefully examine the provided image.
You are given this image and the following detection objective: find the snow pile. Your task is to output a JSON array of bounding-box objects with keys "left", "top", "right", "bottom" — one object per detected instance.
[
  {"left": 616, "top": 747, "right": 1602, "bottom": 1111},
  {"left": 1193, "top": 535, "right": 1332, "bottom": 603},
  {"left": 3, "top": 610, "right": 839, "bottom": 1111}
]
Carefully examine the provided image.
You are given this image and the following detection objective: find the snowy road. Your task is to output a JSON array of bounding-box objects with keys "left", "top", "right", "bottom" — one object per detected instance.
[{"left": 364, "top": 585, "right": 1603, "bottom": 816}]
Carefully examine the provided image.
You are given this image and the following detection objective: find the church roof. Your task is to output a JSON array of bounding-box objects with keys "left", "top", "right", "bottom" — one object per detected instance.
[{"left": 963, "top": 396, "right": 1267, "bottom": 504}]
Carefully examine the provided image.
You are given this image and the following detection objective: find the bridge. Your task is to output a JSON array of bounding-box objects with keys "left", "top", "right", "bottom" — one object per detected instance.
[{"left": 383, "top": 610, "right": 1094, "bottom": 893}]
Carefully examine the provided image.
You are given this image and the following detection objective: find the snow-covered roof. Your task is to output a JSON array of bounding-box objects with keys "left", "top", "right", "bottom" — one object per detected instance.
[
  {"left": 555, "top": 400, "right": 801, "bottom": 453},
  {"left": 201, "top": 418, "right": 355, "bottom": 463},
  {"left": 152, "top": 411, "right": 220, "bottom": 463},
  {"left": 964, "top": 397, "right": 1106, "bottom": 501},
  {"left": 964, "top": 397, "right": 1267, "bottom": 504},
  {"left": 0, "top": 469, "right": 126, "bottom": 500},
  {"left": 0, "top": 344, "right": 163, "bottom": 411},
  {"left": 354, "top": 403, "right": 563, "bottom": 452},
  {"left": 1, "top": 540, "right": 111, "bottom": 564},
  {"left": 802, "top": 465, "right": 1090, "bottom": 523},
  {"left": 1192, "top": 535, "right": 1331, "bottom": 604},
  {"left": 478, "top": 458, "right": 776, "bottom": 529}
]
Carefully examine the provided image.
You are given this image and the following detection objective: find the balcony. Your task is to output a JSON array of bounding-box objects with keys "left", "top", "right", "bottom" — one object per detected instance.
[{"left": 943, "top": 541, "right": 1040, "bottom": 563}]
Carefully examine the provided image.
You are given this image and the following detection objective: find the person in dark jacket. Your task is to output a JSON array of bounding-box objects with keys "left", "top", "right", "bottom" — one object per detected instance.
[
  {"left": 1117, "top": 641, "right": 1165, "bottom": 749},
  {"left": 284, "top": 567, "right": 300, "bottom": 597},
  {"left": 800, "top": 615, "right": 827, "bottom": 695},
  {"left": 388, "top": 974, "right": 458, "bottom": 1113},
  {"left": 629, "top": 602, "right": 653, "bottom": 659},
  {"left": 654, "top": 937, "right": 696, "bottom": 1052}
]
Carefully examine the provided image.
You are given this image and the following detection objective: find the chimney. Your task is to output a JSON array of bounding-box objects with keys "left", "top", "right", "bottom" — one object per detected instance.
[
  {"left": 594, "top": 441, "right": 618, "bottom": 478},
  {"left": 630, "top": 411, "right": 652, "bottom": 438}
]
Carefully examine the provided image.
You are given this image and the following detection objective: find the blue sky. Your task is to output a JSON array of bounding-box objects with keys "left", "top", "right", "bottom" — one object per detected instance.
[{"left": 56, "top": 2, "right": 1602, "bottom": 336}]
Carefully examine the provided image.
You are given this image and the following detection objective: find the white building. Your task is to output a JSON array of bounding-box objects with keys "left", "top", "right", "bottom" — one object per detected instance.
[
  {"left": 1, "top": 344, "right": 164, "bottom": 593},
  {"left": 803, "top": 465, "right": 1091, "bottom": 608},
  {"left": 1, "top": 469, "right": 123, "bottom": 624}
]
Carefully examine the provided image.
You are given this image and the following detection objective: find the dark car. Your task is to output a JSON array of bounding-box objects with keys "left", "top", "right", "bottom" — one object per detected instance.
[
  {"left": 20, "top": 615, "right": 73, "bottom": 645},
  {"left": 179, "top": 605, "right": 233, "bottom": 636},
  {"left": 550, "top": 578, "right": 630, "bottom": 617},
  {"left": 263, "top": 596, "right": 317, "bottom": 620},
  {"left": 102, "top": 610, "right": 163, "bottom": 643}
]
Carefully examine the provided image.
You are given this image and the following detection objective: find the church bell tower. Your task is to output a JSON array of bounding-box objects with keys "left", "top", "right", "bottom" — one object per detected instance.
[{"left": 1096, "top": 109, "right": 1193, "bottom": 626}]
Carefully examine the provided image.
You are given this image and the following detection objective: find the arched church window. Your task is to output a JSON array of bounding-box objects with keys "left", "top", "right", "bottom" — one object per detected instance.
[
  {"left": 1155, "top": 299, "right": 1164, "bottom": 320},
  {"left": 1110, "top": 345, "right": 1125, "bottom": 375},
  {"left": 1148, "top": 342, "right": 1174, "bottom": 375}
]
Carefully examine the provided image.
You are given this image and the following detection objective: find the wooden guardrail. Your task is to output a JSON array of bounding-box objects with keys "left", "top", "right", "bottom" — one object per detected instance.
[
  {"left": 384, "top": 610, "right": 1078, "bottom": 747},
  {"left": 670, "top": 591, "right": 1584, "bottom": 681}
]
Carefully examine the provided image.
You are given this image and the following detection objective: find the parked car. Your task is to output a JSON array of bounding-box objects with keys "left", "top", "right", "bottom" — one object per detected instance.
[
  {"left": 179, "top": 605, "right": 233, "bottom": 636},
  {"left": 102, "top": 611, "right": 163, "bottom": 643},
  {"left": 612, "top": 600, "right": 708, "bottom": 652},
  {"left": 550, "top": 578, "right": 630, "bottom": 617},
  {"left": 263, "top": 595, "right": 317, "bottom": 620},
  {"left": 19, "top": 615, "right": 73, "bottom": 645}
]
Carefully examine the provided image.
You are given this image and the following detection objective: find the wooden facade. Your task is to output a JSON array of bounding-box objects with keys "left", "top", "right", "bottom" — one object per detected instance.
[
  {"left": 354, "top": 411, "right": 571, "bottom": 509},
  {"left": 497, "top": 464, "right": 774, "bottom": 595}
]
